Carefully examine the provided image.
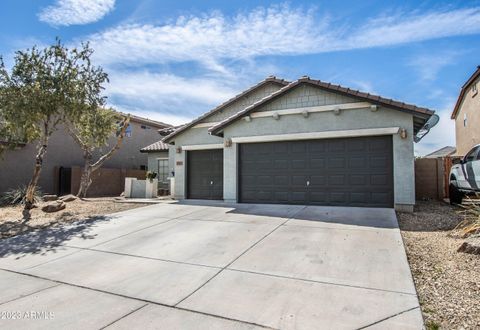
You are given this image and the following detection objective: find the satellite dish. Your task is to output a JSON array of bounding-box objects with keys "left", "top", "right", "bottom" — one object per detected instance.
[{"left": 414, "top": 114, "right": 440, "bottom": 143}]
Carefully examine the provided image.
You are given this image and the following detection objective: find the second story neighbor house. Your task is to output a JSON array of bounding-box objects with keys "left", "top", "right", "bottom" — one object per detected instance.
[
  {"left": 451, "top": 66, "right": 480, "bottom": 156},
  {"left": 0, "top": 114, "right": 171, "bottom": 196},
  {"left": 163, "top": 76, "right": 435, "bottom": 212}
]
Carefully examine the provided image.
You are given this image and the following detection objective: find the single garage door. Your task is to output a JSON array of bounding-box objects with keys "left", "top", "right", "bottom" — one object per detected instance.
[
  {"left": 187, "top": 149, "right": 223, "bottom": 200},
  {"left": 239, "top": 136, "right": 393, "bottom": 207}
]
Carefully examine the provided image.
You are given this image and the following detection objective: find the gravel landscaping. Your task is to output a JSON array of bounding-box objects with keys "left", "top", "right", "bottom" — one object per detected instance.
[
  {"left": 398, "top": 201, "right": 480, "bottom": 329},
  {"left": 0, "top": 199, "right": 144, "bottom": 239}
]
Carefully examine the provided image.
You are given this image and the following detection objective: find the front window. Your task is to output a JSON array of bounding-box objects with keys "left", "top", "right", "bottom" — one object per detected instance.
[{"left": 157, "top": 158, "right": 169, "bottom": 183}]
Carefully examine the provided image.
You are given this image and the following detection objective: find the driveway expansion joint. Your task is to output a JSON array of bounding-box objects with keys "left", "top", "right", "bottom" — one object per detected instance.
[
  {"left": 225, "top": 267, "right": 417, "bottom": 296},
  {"left": 356, "top": 306, "right": 421, "bottom": 329},
  {"left": 0, "top": 267, "right": 275, "bottom": 329},
  {"left": 63, "top": 245, "right": 223, "bottom": 270},
  {"left": 100, "top": 303, "right": 149, "bottom": 329},
  {"left": 173, "top": 206, "right": 308, "bottom": 307},
  {"left": 0, "top": 282, "right": 62, "bottom": 307}
]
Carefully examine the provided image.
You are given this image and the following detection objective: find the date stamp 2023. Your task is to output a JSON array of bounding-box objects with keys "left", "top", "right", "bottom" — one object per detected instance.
[{"left": 1, "top": 310, "right": 55, "bottom": 320}]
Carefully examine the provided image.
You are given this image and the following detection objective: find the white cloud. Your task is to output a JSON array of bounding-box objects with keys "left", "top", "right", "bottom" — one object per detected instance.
[
  {"left": 87, "top": 4, "right": 329, "bottom": 71},
  {"left": 106, "top": 71, "right": 239, "bottom": 120},
  {"left": 38, "top": 0, "right": 115, "bottom": 26},
  {"left": 408, "top": 51, "right": 462, "bottom": 81},
  {"left": 70, "top": 4, "right": 480, "bottom": 130},
  {"left": 85, "top": 5, "right": 480, "bottom": 69},
  {"left": 342, "top": 8, "right": 480, "bottom": 49}
]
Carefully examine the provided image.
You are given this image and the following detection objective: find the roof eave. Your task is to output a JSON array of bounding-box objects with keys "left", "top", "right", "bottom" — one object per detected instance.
[
  {"left": 163, "top": 77, "right": 290, "bottom": 143},
  {"left": 209, "top": 79, "right": 435, "bottom": 136}
]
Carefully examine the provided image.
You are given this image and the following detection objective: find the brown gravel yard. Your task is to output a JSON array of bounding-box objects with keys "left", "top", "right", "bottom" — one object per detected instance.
[
  {"left": 0, "top": 199, "right": 145, "bottom": 239},
  {"left": 398, "top": 201, "right": 480, "bottom": 329}
]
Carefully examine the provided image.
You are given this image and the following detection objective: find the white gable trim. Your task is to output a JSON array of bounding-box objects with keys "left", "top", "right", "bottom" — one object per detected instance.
[
  {"left": 182, "top": 143, "right": 224, "bottom": 150},
  {"left": 249, "top": 102, "right": 373, "bottom": 119},
  {"left": 230, "top": 127, "right": 400, "bottom": 144}
]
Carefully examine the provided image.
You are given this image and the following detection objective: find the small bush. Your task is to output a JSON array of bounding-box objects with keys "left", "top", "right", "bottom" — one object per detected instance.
[{"left": 0, "top": 185, "right": 42, "bottom": 206}]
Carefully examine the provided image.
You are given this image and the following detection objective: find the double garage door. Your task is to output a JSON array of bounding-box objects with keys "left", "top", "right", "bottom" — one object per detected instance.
[
  {"left": 187, "top": 135, "right": 394, "bottom": 208},
  {"left": 239, "top": 136, "right": 393, "bottom": 208}
]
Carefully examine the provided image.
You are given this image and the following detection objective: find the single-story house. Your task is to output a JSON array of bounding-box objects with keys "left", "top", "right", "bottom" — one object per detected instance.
[{"left": 163, "top": 76, "right": 435, "bottom": 212}]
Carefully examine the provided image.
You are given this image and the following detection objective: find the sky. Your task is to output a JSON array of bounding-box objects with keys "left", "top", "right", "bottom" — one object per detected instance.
[{"left": 1, "top": 0, "right": 479, "bottom": 156}]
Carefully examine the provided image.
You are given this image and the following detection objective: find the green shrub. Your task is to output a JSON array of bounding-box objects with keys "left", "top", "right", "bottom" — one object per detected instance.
[
  {"left": 0, "top": 185, "right": 42, "bottom": 206},
  {"left": 146, "top": 171, "right": 157, "bottom": 182}
]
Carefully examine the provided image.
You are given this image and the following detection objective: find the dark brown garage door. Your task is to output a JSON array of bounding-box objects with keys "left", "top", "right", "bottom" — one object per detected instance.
[
  {"left": 187, "top": 149, "right": 223, "bottom": 200},
  {"left": 239, "top": 136, "right": 393, "bottom": 207}
]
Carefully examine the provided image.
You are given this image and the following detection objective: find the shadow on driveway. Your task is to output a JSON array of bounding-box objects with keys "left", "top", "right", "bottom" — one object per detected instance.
[{"left": 0, "top": 215, "right": 110, "bottom": 259}]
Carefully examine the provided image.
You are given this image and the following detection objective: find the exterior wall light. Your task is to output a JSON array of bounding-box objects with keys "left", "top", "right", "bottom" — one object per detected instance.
[
  {"left": 333, "top": 106, "right": 341, "bottom": 115},
  {"left": 244, "top": 115, "right": 251, "bottom": 122},
  {"left": 176, "top": 147, "right": 182, "bottom": 153},
  {"left": 302, "top": 110, "right": 309, "bottom": 118},
  {"left": 224, "top": 138, "right": 232, "bottom": 148},
  {"left": 400, "top": 128, "right": 407, "bottom": 139},
  {"left": 370, "top": 105, "right": 378, "bottom": 112},
  {"left": 272, "top": 112, "right": 280, "bottom": 120}
]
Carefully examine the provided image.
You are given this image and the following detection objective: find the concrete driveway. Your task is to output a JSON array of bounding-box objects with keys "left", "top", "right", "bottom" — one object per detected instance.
[{"left": 0, "top": 202, "right": 422, "bottom": 329}]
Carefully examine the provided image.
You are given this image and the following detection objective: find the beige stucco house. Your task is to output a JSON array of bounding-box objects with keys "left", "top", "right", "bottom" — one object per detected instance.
[
  {"left": 0, "top": 114, "right": 171, "bottom": 196},
  {"left": 451, "top": 66, "right": 480, "bottom": 156}
]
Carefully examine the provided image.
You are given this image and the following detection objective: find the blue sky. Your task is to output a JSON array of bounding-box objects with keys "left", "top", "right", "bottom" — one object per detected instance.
[{"left": 1, "top": 0, "right": 480, "bottom": 155}]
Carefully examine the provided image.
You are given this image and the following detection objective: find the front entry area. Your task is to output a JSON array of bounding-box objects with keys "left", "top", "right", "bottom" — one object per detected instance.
[
  {"left": 238, "top": 135, "right": 394, "bottom": 207},
  {"left": 187, "top": 149, "right": 224, "bottom": 200}
]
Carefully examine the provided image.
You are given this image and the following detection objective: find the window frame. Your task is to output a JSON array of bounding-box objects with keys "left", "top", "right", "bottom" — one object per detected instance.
[
  {"left": 156, "top": 157, "right": 169, "bottom": 183},
  {"left": 464, "top": 146, "right": 479, "bottom": 163}
]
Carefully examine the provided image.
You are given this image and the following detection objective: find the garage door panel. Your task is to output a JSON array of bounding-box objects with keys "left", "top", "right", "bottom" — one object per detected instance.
[
  {"left": 239, "top": 136, "right": 393, "bottom": 207},
  {"left": 310, "top": 175, "right": 326, "bottom": 185},
  {"left": 274, "top": 159, "right": 289, "bottom": 169},
  {"left": 350, "top": 175, "right": 367, "bottom": 185},
  {"left": 309, "top": 158, "right": 326, "bottom": 169},
  {"left": 371, "top": 174, "right": 388, "bottom": 185},
  {"left": 274, "top": 176, "right": 289, "bottom": 185},
  {"left": 349, "top": 156, "right": 367, "bottom": 168},
  {"left": 347, "top": 139, "right": 367, "bottom": 152},
  {"left": 329, "top": 175, "right": 346, "bottom": 185},
  {"left": 328, "top": 157, "right": 346, "bottom": 168},
  {"left": 187, "top": 149, "right": 223, "bottom": 200},
  {"left": 328, "top": 140, "right": 346, "bottom": 152}
]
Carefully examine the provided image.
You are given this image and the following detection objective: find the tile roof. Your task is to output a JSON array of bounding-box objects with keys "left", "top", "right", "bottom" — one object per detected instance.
[
  {"left": 209, "top": 76, "right": 435, "bottom": 136},
  {"left": 451, "top": 66, "right": 480, "bottom": 119},
  {"left": 163, "top": 76, "right": 289, "bottom": 143},
  {"left": 424, "top": 146, "right": 457, "bottom": 158},
  {"left": 140, "top": 140, "right": 170, "bottom": 152}
]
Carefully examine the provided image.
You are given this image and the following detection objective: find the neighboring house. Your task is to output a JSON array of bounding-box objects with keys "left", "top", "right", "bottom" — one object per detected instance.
[
  {"left": 0, "top": 114, "right": 171, "bottom": 196},
  {"left": 451, "top": 66, "right": 480, "bottom": 156},
  {"left": 140, "top": 140, "right": 174, "bottom": 192},
  {"left": 164, "top": 76, "right": 435, "bottom": 212},
  {"left": 424, "top": 146, "right": 457, "bottom": 158}
]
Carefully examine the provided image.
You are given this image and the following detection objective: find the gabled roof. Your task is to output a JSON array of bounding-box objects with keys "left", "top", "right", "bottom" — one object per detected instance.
[
  {"left": 451, "top": 66, "right": 480, "bottom": 119},
  {"left": 118, "top": 112, "right": 172, "bottom": 129},
  {"left": 424, "top": 146, "right": 456, "bottom": 158},
  {"left": 140, "top": 140, "right": 169, "bottom": 153},
  {"left": 163, "top": 76, "right": 289, "bottom": 143},
  {"left": 209, "top": 76, "right": 435, "bottom": 136}
]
